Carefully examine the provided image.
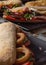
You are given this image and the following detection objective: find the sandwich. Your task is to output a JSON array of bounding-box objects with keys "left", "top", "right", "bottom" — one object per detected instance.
[
  {"left": 3, "top": 6, "right": 46, "bottom": 23},
  {"left": 0, "top": 0, "right": 22, "bottom": 8},
  {"left": 0, "top": 0, "right": 22, "bottom": 13},
  {"left": 3, "top": 6, "right": 36, "bottom": 22},
  {"left": 25, "top": 0, "right": 46, "bottom": 16},
  {"left": 0, "top": 22, "right": 34, "bottom": 65}
]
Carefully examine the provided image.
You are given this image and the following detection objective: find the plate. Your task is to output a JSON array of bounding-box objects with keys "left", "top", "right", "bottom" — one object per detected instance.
[{"left": 31, "top": 27, "right": 46, "bottom": 41}]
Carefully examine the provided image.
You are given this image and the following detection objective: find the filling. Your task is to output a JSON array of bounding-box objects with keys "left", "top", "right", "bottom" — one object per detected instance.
[
  {"left": 12, "top": 4, "right": 21, "bottom": 8},
  {"left": 4, "top": 9, "right": 36, "bottom": 21},
  {"left": 4, "top": 8, "right": 45, "bottom": 22},
  {"left": 0, "top": 4, "right": 21, "bottom": 13}
]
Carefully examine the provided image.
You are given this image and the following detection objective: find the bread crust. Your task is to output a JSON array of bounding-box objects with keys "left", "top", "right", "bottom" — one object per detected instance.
[
  {"left": 25, "top": 1, "right": 46, "bottom": 7},
  {"left": 0, "top": 0, "right": 22, "bottom": 7}
]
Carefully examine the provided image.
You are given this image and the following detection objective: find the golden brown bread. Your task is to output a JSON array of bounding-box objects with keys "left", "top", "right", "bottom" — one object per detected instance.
[
  {"left": 0, "top": 0, "right": 22, "bottom": 7},
  {"left": 25, "top": 1, "right": 46, "bottom": 7}
]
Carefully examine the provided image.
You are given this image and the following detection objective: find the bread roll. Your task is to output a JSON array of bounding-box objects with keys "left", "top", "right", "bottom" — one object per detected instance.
[
  {"left": 25, "top": 1, "right": 46, "bottom": 7},
  {"left": 0, "top": 22, "right": 16, "bottom": 65}
]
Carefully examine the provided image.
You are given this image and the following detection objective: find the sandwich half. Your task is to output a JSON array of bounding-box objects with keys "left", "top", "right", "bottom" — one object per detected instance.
[
  {"left": 0, "top": 0, "right": 22, "bottom": 13},
  {"left": 3, "top": 6, "right": 36, "bottom": 22},
  {"left": 3, "top": 6, "right": 46, "bottom": 23}
]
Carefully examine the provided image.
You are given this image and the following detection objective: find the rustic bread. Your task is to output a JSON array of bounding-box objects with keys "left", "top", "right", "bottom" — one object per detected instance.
[{"left": 0, "top": 22, "right": 16, "bottom": 65}]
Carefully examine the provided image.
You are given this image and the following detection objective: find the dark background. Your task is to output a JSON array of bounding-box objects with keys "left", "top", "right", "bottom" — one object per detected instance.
[{"left": 22, "top": 0, "right": 36, "bottom": 3}]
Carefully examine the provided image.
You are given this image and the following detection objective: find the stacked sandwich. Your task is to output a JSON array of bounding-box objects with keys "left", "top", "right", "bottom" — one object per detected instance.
[
  {"left": 25, "top": 0, "right": 46, "bottom": 15},
  {"left": 3, "top": 6, "right": 46, "bottom": 23},
  {"left": 0, "top": 0, "right": 46, "bottom": 22},
  {"left": 0, "top": 22, "right": 34, "bottom": 65}
]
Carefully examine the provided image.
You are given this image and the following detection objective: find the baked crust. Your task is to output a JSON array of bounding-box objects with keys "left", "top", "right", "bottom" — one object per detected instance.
[
  {"left": 25, "top": 1, "right": 46, "bottom": 7},
  {"left": 0, "top": 0, "right": 22, "bottom": 7}
]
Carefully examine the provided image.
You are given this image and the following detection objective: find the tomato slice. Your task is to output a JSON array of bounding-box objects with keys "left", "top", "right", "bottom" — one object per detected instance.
[
  {"left": 22, "top": 61, "right": 33, "bottom": 65},
  {"left": 25, "top": 40, "right": 30, "bottom": 47},
  {"left": 4, "top": 15, "right": 16, "bottom": 21},
  {"left": 20, "top": 18, "right": 26, "bottom": 22},
  {"left": 16, "top": 61, "right": 33, "bottom": 65},
  {"left": 4, "top": 15, "right": 26, "bottom": 22},
  {"left": 32, "top": 16, "right": 46, "bottom": 23}
]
